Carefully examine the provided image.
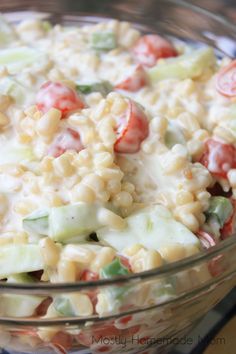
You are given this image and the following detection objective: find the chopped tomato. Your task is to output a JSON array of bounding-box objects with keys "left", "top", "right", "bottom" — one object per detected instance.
[
  {"left": 80, "top": 269, "right": 99, "bottom": 281},
  {"left": 115, "top": 65, "right": 147, "bottom": 92},
  {"left": 51, "top": 331, "right": 73, "bottom": 351},
  {"left": 77, "top": 324, "right": 121, "bottom": 347},
  {"left": 208, "top": 255, "right": 225, "bottom": 278},
  {"left": 36, "top": 81, "right": 85, "bottom": 117},
  {"left": 199, "top": 139, "right": 236, "bottom": 179},
  {"left": 118, "top": 255, "right": 132, "bottom": 272},
  {"left": 216, "top": 60, "right": 236, "bottom": 97},
  {"left": 114, "top": 100, "right": 149, "bottom": 154},
  {"left": 35, "top": 297, "right": 52, "bottom": 316},
  {"left": 221, "top": 199, "right": 236, "bottom": 239},
  {"left": 196, "top": 230, "right": 217, "bottom": 249},
  {"left": 132, "top": 34, "right": 177, "bottom": 67},
  {"left": 117, "top": 315, "right": 133, "bottom": 325},
  {"left": 48, "top": 128, "right": 83, "bottom": 157},
  {"left": 196, "top": 230, "right": 225, "bottom": 277}
]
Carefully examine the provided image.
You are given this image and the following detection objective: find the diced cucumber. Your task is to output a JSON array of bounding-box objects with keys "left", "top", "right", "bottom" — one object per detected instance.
[
  {"left": 0, "top": 294, "right": 44, "bottom": 317},
  {"left": 0, "top": 245, "right": 43, "bottom": 278},
  {"left": 49, "top": 203, "right": 103, "bottom": 242},
  {"left": 91, "top": 32, "right": 116, "bottom": 51},
  {"left": 0, "top": 47, "right": 44, "bottom": 74},
  {"left": 23, "top": 209, "right": 49, "bottom": 236},
  {"left": 0, "top": 77, "right": 33, "bottom": 105},
  {"left": 165, "top": 121, "right": 186, "bottom": 148},
  {"left": 23, "top": 203, "right": 122, "bottom": 242},
  {"left": 7, "top": 273, "right": 36, "bottom": 283},
  {"left": 76, "top": 81, "right": 113, "bottom": 96},
  {"left": 0, "top": 14, "right": 17, "bottom": 46},
  {"left": 205, "top": 197, "right": 233, "bottom": 227},
  {"left": 148, "top": 48, "right": 215, "bottom": 82},
  {"left": 97, "top": 205, "right": 200, "bottom": 259},
  {"left": 0, "top": 143, "right": 35, "bottom": 165},
  {"left": 54, "top": 297, "right": 75, "bottom": 317}
]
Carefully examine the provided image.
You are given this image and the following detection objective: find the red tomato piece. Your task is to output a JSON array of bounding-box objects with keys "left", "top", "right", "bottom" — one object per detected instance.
[
  {"left": 115, "top": 65, "right": 147, "bottom": 92},
  {"left": 36, "top": 81, "right": 84, "bottom": 117},
  {"left": 51, "top": 332, "right": 73, "bottom": 351},
  {"left": 48, "top": 128, "right": 83, "bottom": 157},
  {"left": 35, "top": 297, "right": 53, "bottom": 316},
  {"left": 196, "top": 230, "right": 225, "bottom": 277},
  {"left": 216, "top": 60, "right": 236, "bottom": 97},
  {"left": 118, "top": 255, "right": 132, "bottom": 272},
  {"left": 132, "top": 34, "right": 177, "bottom": 67},
  {"left": 80, "top": 269, "right": 99, "bottom": 281},
  {"left": 196, "top": 230, "right": 217, "bottom": 249},
  {"left": 208, "top": 255, "right": 225, "bottom": 278},
  {"left": 221, "top": 199, "right": 236, "bottom": 239},
  {"left": 114, "top": 100, "right": 149, "bottom": 154},
  {"left": 199, "top": 139, "right": 236, "bottom": 179}
]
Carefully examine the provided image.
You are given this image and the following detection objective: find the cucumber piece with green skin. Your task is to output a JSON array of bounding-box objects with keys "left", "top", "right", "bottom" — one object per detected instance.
[
  {"left": 54, "top": 297, "right": 75, "bottom": 317},
  {"left": 23, "top": 209, "right": 49, "bottom": 236},
  {"left": 0, "top": 294, "right": 44, "bottom": 317},
  {"left": 97, "top": 205, "right": 200, "bottom": 259},
  {"left": 0, "top": 47, "right": 44, "bottom": 74},
  {"left": 0, "top": 245, "right": 43, "bottom": 278},
  {"left": 148, "top": 47, "right": 215, "bottom": 82},
  {"left": 205, "top": 197, "right": 233, "bottom": 227},
  {"left": 0, "top": 77, "right": 34, "bottom": 106},
  {"left": 91, "top": 32, "right": 116, "bottom": 51},
  {"left": 7, "top": 273, "right": 36, "bottom": 283},
  {"left": 165, "top": 121, "right": 186, "bottom": 149},
  {"left": 76, "top": 81, "right": 113, "bottom": 96},
  {"left": 23, "top": 203, "right": 122, "bottom": 242},
  {"left": 49, "top": 203, "right": 103, "bottom": 242}
]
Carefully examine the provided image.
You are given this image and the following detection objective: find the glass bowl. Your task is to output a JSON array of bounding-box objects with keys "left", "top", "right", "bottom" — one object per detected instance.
[{"left": 0, "top": 1, "right": 236, "bottom": 353}]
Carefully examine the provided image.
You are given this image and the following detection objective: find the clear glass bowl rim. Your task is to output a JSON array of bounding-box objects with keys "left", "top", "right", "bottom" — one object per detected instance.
[{"left": 0, "top": 0, "right": 235, "bottom": 292}]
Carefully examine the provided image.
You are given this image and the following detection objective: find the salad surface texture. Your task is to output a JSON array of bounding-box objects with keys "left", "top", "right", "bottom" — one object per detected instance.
[{"left": 0, "top": 14, "right": 235, "bottom": 323}]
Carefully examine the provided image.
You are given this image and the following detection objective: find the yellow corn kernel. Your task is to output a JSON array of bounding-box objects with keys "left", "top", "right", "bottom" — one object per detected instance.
[
  {"left": 113, "top": 191, "right": 133, "bottom": 208},
  {"left": 123, "top": 243, "right": 144, "bottom": 257},
  {"left": 97, "top": 208, "right": 127, "bottom": 230},
  {"left": 72, "top": 184, "right": 95, "bottom": 203},
  {"left": 160, "top": 244, "right": 186, "bottom": 263},
  {"left": 36, "top": 108, "right": 61, "bottom": 137},
  {"left": 40, "top": 156, "right": 54, "bottom": 173},
  {"left": 57, "top": 259, "right": 77, "bottom": 282},
  {"left": 62, "top": 245, "right": 95, "bottom": 264},
  {"left": 130, "top": 248, "right": 147, "bottom": 273},
  {"left": 53, "top": 154, "right": 75, "bottom": 177},
  {"left": 145, "top": 250, "right": 163, "bottom": 270},
  {"left": 91, "top": 247, "right": 116, "bottom": 272},
  {"left": 68, "top": 293, "right": 93, "bottom": 316},
  {"left": 176, "top": 190, "right": 194, "bottom": 205},
  {"left": 40, "top": 237, "right": 60, "bottom": 267}
]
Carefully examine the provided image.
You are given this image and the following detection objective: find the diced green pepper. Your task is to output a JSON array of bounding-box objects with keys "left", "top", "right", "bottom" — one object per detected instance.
[
  {"left": 100, "top": 258, "right": 129, "bottom": 279},
  {"left": 76, "top": 81, "right": 113, "bottom": 96},
  {"left": 91, "top": 32, "right": 116, "bottom": 51},
  {"left": 205, "top": 196, "right": 233, "bottom": 227}
]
